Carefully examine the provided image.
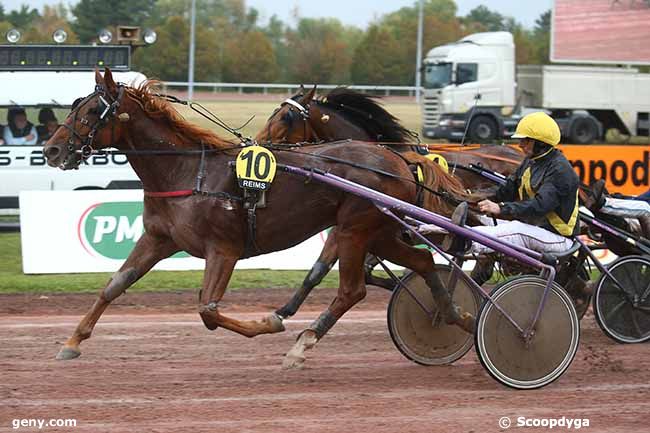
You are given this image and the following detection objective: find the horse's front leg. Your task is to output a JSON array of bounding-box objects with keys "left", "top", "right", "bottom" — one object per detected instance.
[
  {"left": 198, "top": 253, "right": 284, "bottom": 337},
  {"left": 56, "top": 233, "right": 179, "bottom": 360}
]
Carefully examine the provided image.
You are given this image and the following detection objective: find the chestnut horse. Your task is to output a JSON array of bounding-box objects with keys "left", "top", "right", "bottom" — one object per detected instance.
[
  {"left": 44, "top": 69, "right": 472, "bottom": 369},
  {"left": 255, "top": 86, "right": 524, "bottom": 321}
]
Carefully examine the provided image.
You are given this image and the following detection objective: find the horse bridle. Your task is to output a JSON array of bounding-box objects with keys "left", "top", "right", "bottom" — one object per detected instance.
[
  {"left": 60, "top": 83, "right": 125, "bottom": 169},
  {"left": 265, "top": 96, "right": 323, "bottom": 144}
]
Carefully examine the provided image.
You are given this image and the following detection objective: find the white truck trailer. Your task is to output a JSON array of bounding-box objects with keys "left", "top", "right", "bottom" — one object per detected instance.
[
  {"left": 0, "top": 44, "right": 146, "bottom": 210},
  {"left": 421, "top": 32, "right": 650, "bottom": 143}
]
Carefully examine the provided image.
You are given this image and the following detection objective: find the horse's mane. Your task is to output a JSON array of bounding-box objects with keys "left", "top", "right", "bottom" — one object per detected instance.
[
  {"left": 126, "top": 80, "right": 234, "bottom": 149},
  {"left": 318, "top": 87, "right": 415, "bottom": 143}
]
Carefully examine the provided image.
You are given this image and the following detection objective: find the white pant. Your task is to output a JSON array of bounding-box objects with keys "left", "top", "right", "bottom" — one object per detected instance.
[
  {"left": 601, "top": 197, "right": 650, "bottom": 219},
  {"left": 469, "top": 220, "right": 573, "bottom": 255}
]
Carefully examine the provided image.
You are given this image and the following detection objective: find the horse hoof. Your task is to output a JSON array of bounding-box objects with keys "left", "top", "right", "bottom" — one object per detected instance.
[
  {"left": 282, "top": 354, "right": 306, "bottom": 370},
  {"left": 56, "top": 346, "right": 81, "bottom": 360},
  {"left": 265, "top": 314, "right": 285, "bottom": 333}
]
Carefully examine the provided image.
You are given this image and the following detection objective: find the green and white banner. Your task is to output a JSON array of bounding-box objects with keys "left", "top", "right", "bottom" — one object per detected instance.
[{"left": 18, "top": 190, "right": 341, "bottom": 274}]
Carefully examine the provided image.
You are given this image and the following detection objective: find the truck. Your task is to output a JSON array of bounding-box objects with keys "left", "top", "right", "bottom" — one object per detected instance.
[
  {"left": 0, "top": 43, "right": 147, "bottom": 210},
  {"left": 421, "top": 31, "right": 650, "bottom": 144}
]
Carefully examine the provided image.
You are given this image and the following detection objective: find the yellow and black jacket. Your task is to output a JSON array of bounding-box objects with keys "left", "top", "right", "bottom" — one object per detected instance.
[{"left": 490, "top": 149, "right": 580, "bottom": 236}]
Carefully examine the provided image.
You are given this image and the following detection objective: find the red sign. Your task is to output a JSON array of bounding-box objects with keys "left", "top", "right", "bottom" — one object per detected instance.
[{"left": 552, "top": 0, "right": 650, "bottom": 64}]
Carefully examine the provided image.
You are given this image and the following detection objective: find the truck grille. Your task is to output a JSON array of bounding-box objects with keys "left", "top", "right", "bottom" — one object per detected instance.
[{"left": 423, "top": 95, "right": 441, "bottom": 127}]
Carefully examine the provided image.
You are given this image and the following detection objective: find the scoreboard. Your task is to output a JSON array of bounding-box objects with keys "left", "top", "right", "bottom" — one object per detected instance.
[{"left": 0, "top": 45, "right": 131, "bottom": 71}]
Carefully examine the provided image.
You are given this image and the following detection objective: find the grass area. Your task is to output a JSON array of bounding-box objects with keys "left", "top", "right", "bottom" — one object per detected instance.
[
  {"left": 172, "top": 99, "right": 424, "bottom": 142},
  {"left": 0, "top": 232, "right": 341, "bottom": 294}
]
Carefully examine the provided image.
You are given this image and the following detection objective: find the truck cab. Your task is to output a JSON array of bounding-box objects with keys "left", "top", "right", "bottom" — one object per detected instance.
[
  {"left": 421, "top": 32, "right": 618, "bottom": 144},
  {"left": 0, "top": 44, "right": 146, "bottom": 210},
  {"left": 422, "top": 32, "right": 516, "bottom": 141}
]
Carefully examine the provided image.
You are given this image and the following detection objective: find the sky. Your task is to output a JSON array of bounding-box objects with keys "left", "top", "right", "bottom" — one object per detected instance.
[{"left": 3, "top": 0, "right": 553, "bottom": 30}]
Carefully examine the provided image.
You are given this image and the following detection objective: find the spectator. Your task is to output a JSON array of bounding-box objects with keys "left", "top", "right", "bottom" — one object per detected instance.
[
  {"left": 4, "top": 107, "right": 37, "bottom": 145},
  {"left": 0, "top": 124, "right": 4, "bottom": 145},
  {"left": 36, "top": 108, "right": 59, "bottom": 144}
]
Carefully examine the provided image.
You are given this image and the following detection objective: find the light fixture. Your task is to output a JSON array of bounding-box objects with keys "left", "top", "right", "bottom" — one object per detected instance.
[
  {"left": 98, "top": 28, "right": 113, "bottom": 44},
  {"left": 6, "top": 28, "right": 21, "bottom": 44},
  {"left": 143, "top": 28, "right": 157, "bottom": 45},
  {"left": 52, "top": 29, "right": 67, "bottom": 44}
]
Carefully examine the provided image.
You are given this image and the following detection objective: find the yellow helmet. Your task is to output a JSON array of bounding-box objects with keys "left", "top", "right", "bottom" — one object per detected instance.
[{"left": 512, "top": 112, "right": 561, "bottom": 147}]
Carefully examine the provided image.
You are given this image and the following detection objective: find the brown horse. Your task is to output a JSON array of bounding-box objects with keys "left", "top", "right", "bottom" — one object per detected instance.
[
  {"left": 255, "top": 86, "right": 524, "bottom": 188},
  {"left": 255, "top": 86, "right": 524, "bottom": 320},
  {"left": 43, "top": 68, "right": 472, "bottom": 369}
]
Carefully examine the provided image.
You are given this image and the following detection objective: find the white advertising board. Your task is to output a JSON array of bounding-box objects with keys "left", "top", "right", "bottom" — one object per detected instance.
[{"left": 19, "top": 190, "right": 402, "bottom": 274}]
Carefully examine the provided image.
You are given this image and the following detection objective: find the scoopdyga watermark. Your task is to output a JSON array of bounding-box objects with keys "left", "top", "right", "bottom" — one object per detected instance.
[{"left": 499, "top": 416, "right": 590, "bottom": 430}]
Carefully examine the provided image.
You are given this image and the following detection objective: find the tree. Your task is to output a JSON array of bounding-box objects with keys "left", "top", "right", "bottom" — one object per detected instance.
[
  {"left": 377, "top": 0, "right": 462, "bottom": 85},
  {"left": 22, "top": 5, "right": 79, "bottom": 44},
  {"left": 285, "top": 18, "right": 353, "bottom": 84},
  {"left": 72, "top": 0, "right": 156, "bottom": 43},
  {"left": 462, "top": 5, "right": 505, "bottom": 32},
  {"left": 263, "top": 14, "right": 289, "bottom": 80},
  {"left": 6, "top": 5, "right": 40, "bottom": 29},
  {"left": 531, "top": 10, "right": 551, "bottom": 64},
  {"left": 222, "top": 31, "right": 279, "bottom": 82},
  {"left": 351, "top": 25, "right": 403, "bottom": 84},
  {"left": 132, "top": 15, "right": 189, "bottom": 81}
]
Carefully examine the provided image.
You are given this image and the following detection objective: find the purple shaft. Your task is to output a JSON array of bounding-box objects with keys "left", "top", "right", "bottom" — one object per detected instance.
[{"left": 282, "top": 165, "right": 547, "bottom": 270}]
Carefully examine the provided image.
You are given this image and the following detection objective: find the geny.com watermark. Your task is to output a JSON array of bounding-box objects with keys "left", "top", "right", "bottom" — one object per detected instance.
[
  {"left": 499, "top": 416, "right": 590, "bottom": 429},
  {"left": 12, "top": 419, "right": 77, "bottom": 430}
]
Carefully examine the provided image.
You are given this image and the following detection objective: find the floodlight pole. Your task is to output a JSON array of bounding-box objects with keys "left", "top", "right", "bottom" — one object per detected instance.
[
  {"left": 415, "top": 0, "right": 423, "bottom": 103},
  {"left": 188, "top": 0, "right": 196, "bottom": 100}
]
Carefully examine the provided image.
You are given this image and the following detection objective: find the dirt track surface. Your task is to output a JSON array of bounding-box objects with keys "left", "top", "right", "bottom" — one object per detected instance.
[{"left": 1, "top": 287, "right": 648, "bottom": 433}]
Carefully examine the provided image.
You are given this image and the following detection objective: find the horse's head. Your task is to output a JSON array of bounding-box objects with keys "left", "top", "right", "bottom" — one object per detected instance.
[
  {"left": 255, "top": 85, "right": 319, "bottom": 144},
  {"left": 44, "top": 68, "right": 131, "bottom": 170}
]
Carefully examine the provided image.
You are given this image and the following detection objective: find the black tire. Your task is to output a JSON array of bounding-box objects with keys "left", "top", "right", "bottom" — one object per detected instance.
[
  {"left": 475, "top": 276, "right": 580, "bottom": 390},
  {"left": 387, "top": 265, "right": 480, "bottom": 366},
  {"left": 468, "top": 116, "right": 498, "bottom": 142},
  {"left": 593, "top": 255, "right": 650, "bottom": 344},
  {"left": 569, "top": 117, "right": 599, "bottom": 144}
]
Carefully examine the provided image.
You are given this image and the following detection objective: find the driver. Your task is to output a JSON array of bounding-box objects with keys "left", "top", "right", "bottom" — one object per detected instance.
[
  {"left": 4, "top": 107, "right": 38, "bottom": 145},
  {"left": 425, "top": 112, "right": 581, "bottom": 261}
]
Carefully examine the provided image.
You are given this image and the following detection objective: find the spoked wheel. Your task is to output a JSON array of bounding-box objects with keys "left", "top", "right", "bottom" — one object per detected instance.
[
  {"left": 387, "top": 264, "right": 480, "bottom": 366},
  {"left": 593, "top": 255, "right": 650, "bottom": 344},
  {"left": 475, "top": 276, "right": 580, "bottom": 389}
]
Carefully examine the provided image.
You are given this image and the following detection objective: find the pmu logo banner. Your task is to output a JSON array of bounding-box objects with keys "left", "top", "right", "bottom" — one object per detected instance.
[
  {"left": 79, "top": 201, "right": 143, "bottom": 259},
  {"left": 18, "top": 190, "right": 369, "bottom": 274}
]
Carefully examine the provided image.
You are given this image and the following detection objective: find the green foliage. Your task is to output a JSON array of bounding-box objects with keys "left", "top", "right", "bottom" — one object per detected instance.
[
  {"left": 286, "top": 18, "right": 355, "bottom": 84},
  {"left": 21, "top": 5, "right": 79, "bottom": 44},
  {"left": 5, "top": 4, "right": 40, "bottom": 29},
  {"left": 71, "top": 0, "right": 156, "bottom": 42},
  {"left": 351, "top": 25, "right": 403, "bottom": 84},
  {"left": 223, "top": 31, "right": 279, "bottom": 83},
  {"left": 462, "top": 5, "right": 505, "bottom": 31}
]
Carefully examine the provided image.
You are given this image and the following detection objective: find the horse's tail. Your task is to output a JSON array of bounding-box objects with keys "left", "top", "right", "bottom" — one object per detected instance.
[{"left": 402, "top": 151, "right": 471, "bottom": 217}]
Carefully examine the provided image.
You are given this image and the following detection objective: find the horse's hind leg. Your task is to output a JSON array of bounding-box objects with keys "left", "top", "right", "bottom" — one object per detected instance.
[
  {"left": 274, "top": 228, "right": 339, "bottom": 319},
  {"left": 56, "top": 233, "right": 179, "bottom": 360},
  {"left": 283, "top": 229, "right": 369, "bottom": 369},
  {"left": 370, "top": 233, "right": 475, "bottom": 333},
  {"left": 198, "top": 252, "right": 285, "bottom": 337}
]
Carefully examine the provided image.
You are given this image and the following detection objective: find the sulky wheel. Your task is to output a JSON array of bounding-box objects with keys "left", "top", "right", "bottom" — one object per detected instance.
[
  {"left": 387, "top": 264, "right": 480, "bottom": 366},
  {"left": 475, "top": 276, "right": 580, "bottom": 389},
  {"left": 593, "top": 255, "right": 650, "bottom": 344}
]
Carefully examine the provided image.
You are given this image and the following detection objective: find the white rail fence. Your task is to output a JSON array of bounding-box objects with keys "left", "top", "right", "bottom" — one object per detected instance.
[{"left": 161, "top": 81, "right": 420, "bottom": 97}]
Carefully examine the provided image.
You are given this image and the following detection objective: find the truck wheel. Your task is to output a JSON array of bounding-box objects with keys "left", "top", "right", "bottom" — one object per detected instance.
[
  {"left": 468, "top": 116, "right": 498, "bottom": 142},
  {"left": 569, "top": 117, "right": 599, "bottom": 144}
]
